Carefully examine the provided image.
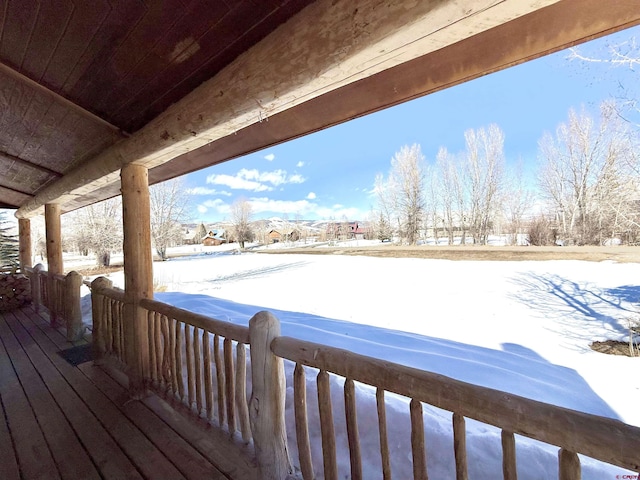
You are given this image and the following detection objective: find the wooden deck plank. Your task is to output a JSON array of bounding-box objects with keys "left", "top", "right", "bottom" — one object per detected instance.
[
  {"left": 0, "top": 313, "right": 61, "bottom": 480},
  {"left": 11, "top": 307, "right": 187, "bottom": 480},
  {"left": 5, "top": 309, "right": 142, "bottom": 480},
  {"left": 78, "top": 361, "right": 228, "bottom": 480},
  {"left": 0, "top": 312, "right": 101, "bottom": 480},
  {"left": 0, "top": 388, "right": 20, "bottom": 480},
  {"left": 103, "top": 362, "right": 258, "bottom": 480}
]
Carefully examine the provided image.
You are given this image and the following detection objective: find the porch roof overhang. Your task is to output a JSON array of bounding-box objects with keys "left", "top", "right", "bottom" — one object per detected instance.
[{"left": 2, "top": 0, "right": 639, "bottom": 219}]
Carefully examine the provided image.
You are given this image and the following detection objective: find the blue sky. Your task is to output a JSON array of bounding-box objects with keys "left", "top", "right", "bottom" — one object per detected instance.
[{"left": 184, "top": 26, "right": 639, "bottom": 223}]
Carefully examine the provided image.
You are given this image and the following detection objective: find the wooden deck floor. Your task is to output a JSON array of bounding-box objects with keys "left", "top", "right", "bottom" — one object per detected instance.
[{"left": 0, "top": 305, "right": 256, "bottom": 480}]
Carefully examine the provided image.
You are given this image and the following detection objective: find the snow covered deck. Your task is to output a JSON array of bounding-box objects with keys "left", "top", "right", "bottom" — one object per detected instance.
[{"left": 0, "top": 305, "right": 256, "bottom": 480}]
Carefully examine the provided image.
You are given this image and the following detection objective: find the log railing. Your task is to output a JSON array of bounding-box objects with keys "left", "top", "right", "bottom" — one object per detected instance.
[
  {"left": 272, "top": 334, "right": 640, "bottom": 480},
  {"left": 26, "top": 263, "right": 84, "bottom": 341},
  {"left": 138, "top": 297, "right": 253, "bottom": 443},
  {"left": 88, "top": 279, "right": 640, "bottom": 479}
]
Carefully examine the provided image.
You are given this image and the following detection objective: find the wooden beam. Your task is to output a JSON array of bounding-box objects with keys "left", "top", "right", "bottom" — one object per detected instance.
[
  {"left": 121, "top": 164, "right": 153, "bottom": 396},
  {"left": 15, "top": 0, "right": 561, "bottom": 218},
  {"left": 14, "top": 0, "right": 640, "bottom": 218},
  {"left": 18, "top": 219, "right": 32, "bottom": 270}
]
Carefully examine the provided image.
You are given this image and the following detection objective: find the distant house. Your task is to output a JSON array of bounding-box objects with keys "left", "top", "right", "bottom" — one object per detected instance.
[
  {"left": 268, "top": 230, "right": 282, "bottom": 243},
  {"left": 202, "top": 229, "right": 226, "bottom": 246},
  {"left": 325, "top": 221, "right": 368, "bottom": 240},
  {"left": 268, "top": 229, "right": 300, "bottom": 244}
]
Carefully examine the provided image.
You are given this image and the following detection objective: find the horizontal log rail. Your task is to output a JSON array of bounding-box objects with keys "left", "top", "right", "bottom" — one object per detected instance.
[
  {"left": 139, "top": 298, "right": 250, "bottom": 344},
  {"left": 272, "top": 335, "right": 640, "bottom": 477}
]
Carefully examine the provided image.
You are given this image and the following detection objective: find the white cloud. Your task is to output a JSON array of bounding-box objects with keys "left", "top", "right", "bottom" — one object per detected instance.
[
  {"left": 264, "top": 153, "right": 275, "bottom": 161},
  {"left": 333, "top": 204, "right": 343, "bottom": 209},
  {"left": 287, "top": 174, "right": 305, "bottom": 184},
  {"left": 206, "top": 173, "right": 272, "bottom": 192},
  {"left": 306, "top": 192, "right": 316, "bottom": 200},
  {"left": 296, "top": 161, "right": 304, "bottom": 167},
  {"left": 197, "top": 205, "right": 208, "bottom": 214},
  {"left": 206, "top": 168, "right": 305, "bottom": 192},
  {"left": 187, "top": 187, "right": 232, "bottom": 196},
  {"left": 248, "top": 198, "right": 314, "bottom": 215}
]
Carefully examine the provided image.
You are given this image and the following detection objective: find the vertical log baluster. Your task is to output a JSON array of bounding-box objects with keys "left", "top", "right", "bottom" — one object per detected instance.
[
  {"left": 410, "top": 398, "right": 428, "bottom": 480},
  {"left": 453, "top": 413, "right": 468, "bottom": 480},
  {"left": 376, "top": 388, "right": 392, "bottom": 480},
  {"left": 294, "top": 363, "right": 314, "bottom": 480},
  {"left": 185, "top": 324, "right": 195, "bottom": 408},
  {"left": 224, "top": 338, "right": 236, "bottom": 435},
  {"left": 501, "top": 430, "right": 517, "bottom": 480},
  {"left": 317, "top": 370, "right": 337, "bottom": 480},
  {"left": 558, "top": 448, "right": 580, "bottom": 480},
  {"left": 169, "top": 317, "right": 178, "bottom": 396},
  {"left": 214, "top": 334, "right": 226, "bottom": 425},
  {"left": 154, "top": 313, "right": 163, "bottom": 388},
  {"left": 148, "top": 311, "right": 157, "bottom": 385},
  {"left": 175, "top": 320, "right": 185, "bottom": 401},
  {"left": 235, "top": 343, "right": 251, "bottom": 442},
  {"left": 104, "top": 296, "right": 112, "bottom": 355},
  {"left": 203, "top": 331, "right": 214, "bottom": 420},
  {"left": 194, "top": 327, "right": 203, "bottom": 414},
  {"left": 344, "top": 378, "right": 362, "bottom": 480},
  {"left": 161, "top": 315, "right": 171, "bottom": 388},
  {"left": 119, "top": 301, "right": 125, "bottom": 362}
]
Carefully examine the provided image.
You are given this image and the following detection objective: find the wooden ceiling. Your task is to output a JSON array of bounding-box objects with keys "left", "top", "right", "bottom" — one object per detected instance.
[
  {"left": 1, "top": 0, "right": 639, "bottom": 217},
  {"left": 0, "top": 0, "right": 312, "bottom": 209}
]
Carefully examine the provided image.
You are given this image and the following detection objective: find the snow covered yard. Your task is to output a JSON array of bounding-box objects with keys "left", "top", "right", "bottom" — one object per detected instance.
[{"left": 86, "top": 250, "right": 640, "bottom": 479}]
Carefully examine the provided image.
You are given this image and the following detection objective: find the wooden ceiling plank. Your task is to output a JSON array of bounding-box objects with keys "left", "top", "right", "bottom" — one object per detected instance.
[
  {"left": 105, "top": 0, "right": 231, "bottom": 126},
  {"left": 0, "top": 180, "right": 35, "bottom": 198},
  {"left": 20, "top": 0, "right": 75, "bottom": 82},
  {"left": 0, "top": 61, "right": 128, "bottom": 136},
  {"left": 0, "top": 150, "right": 62, "bottom": 178},
  {"left": 15, "top": 0, "right": 640, "bottom": 218},
  {"left": 86, "top": 0, "right": 184, "bottom": 117},
  {"left": 116, "top": 0, "right": 281, "bottom": 131}
]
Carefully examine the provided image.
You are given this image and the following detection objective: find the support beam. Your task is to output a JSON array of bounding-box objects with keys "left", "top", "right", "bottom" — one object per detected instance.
[
  {"left": 44, "top": 204, "right": 62, "bottom": 275},
  {"left": 18, "top": 218, "right": 32, "bottom": 271},
  {"left": 121, "top": 164, "right": 153, "bottom": 396},
  {"left": 44, "top": 203, "right": 63, "bottom": 327}
]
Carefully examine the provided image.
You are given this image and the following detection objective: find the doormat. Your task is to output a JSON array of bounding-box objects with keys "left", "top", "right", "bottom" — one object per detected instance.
[{"left": 57, "top": 344, "right": 93, "bottom": 366}]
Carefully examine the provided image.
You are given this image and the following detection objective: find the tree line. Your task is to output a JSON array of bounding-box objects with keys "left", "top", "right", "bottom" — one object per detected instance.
[{"left": 372, "top": 104, "right": 640, "bottom": 246}]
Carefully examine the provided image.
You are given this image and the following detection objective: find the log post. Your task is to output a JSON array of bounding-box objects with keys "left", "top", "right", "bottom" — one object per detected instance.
[
  {"left": 45, "top": 204, "right": 63, "bottom": 326},
  {"left": 31, "top": 263, "right": 44, "bottom": 313},
  {"left": 18, "top": 218, "right": 32, "bottom": 272},
  {"left": 91, "top": 277, "right": 113, "bottom": 365},
  {"left": 65, "top": 271, "right": 84, "bottom": 342},
  {"left": 249, "top": 311, "right": 292, "bottom": 480},
  {"left": 559, "top": 448, "right": 581, "bottom": 480},
  {"left": 121, "top": 164, "right": 153, "bottom": 397}
]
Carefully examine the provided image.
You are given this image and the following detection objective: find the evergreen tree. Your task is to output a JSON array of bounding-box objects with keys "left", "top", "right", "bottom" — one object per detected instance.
[{"left": 0, "top": 211, "right": 20, "bottom": 270}]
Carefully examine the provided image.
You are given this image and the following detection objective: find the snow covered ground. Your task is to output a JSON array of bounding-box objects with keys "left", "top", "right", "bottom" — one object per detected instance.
[{"left": 81, "top": 247, "right": 640, "bottom": 479}]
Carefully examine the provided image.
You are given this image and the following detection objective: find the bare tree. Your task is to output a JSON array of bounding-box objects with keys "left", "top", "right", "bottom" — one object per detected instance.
[
  {"left": 538, "top": 105, "right": 638, "bottom": 245},
  {"left": 150, "top": 178, "right": 191, "bottom": 261},
  {"left": 464, "top": 124, "right": 505, "bottom": 245},
  {"left": 569, "top": 36, "right": 640, "bottom": 126},
  {"left": 381, "top": 144, "right": 426, "bottom": 245},
  {"left": 230, "top": 199, "right": 254, "bottom": 249},
  {"left": 66, "top": 198, "right": 123, "bottom": 266},
  {"left": 503, "top": 161, "right": 534, "bottom": 245}
]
